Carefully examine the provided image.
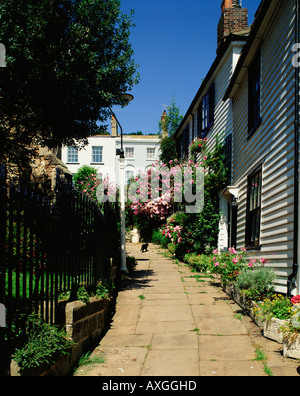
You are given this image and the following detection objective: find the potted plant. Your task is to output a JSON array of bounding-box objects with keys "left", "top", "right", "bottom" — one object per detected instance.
[
  {"left": 234, "top": 266, "right": 277, "bottom": 311},
  {"left": 212, "top": 247, "right": 249, "bottom": 297},
  {"left": 254, "top": 294, "right": 293, "bottom": 343},
  {"left": 189, "top": 138, "right": 206, "bottom": 156},
  {"left": 282, "top": 297, "right": 300, "bottom": 359}
]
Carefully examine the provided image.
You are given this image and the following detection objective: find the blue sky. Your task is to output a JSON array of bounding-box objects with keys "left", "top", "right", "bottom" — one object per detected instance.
[{"left": 112, "top": 0, "right": 262, "bottom": 135}]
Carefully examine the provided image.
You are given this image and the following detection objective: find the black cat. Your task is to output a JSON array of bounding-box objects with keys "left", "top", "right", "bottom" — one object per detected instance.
[{"left": 140, "top": 243, "right": 149, "bottom": 252}]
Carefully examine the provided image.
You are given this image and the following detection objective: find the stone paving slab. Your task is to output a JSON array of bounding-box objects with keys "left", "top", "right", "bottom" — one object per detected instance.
[
  {"left": 74, "top": 347, "right": 149, "bottom": 377},
  {"left": 200, "top": 360, "right": 266, "bottom": 376},
  {"left": 141, "top": 349, "right": 200, "bottom": 376},
  {"left": 135, "top": 320, "right": 196, "bottom": 335},
  {"left": 74, "top": 243, "right": 300, "bottom": 377}
]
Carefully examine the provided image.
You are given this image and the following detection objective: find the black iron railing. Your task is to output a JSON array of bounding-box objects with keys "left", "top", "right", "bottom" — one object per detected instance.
[{"left": 0, "top": 166, "right": 119, "bottom": 347}]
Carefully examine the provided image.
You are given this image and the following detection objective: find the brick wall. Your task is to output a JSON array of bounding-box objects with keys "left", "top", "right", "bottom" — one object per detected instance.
[{"left": 217, "top": 5, "right": 248, "bottom": 49}]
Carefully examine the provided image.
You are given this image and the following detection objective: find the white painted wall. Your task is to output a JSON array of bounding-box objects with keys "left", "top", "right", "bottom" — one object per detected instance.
[
  {"left": 61, "top": 135, "right": 160, "bottom": 186},
  {"left": 177, "top": 40, "right": 246, "bottom": 252},
  {"left": 231, "top": 0, "right": 296, "bottom": 293}
]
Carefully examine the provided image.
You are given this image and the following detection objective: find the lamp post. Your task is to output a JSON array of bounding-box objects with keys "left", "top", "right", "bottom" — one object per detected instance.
[{"left": 109, "top": 93, "right": 134, "bottom": 273}]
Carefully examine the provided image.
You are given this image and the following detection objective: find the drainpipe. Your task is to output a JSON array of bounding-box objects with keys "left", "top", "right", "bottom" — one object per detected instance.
[{"left": 288, "top": 0, "right": 300, "bottom": 296}]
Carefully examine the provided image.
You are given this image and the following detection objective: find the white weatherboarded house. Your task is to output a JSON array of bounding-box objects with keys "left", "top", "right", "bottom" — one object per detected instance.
[
  {"left": 223, "top": 0, "right": 300, "bottom": 295},
  {"left": 175, "top": 0, "right": 300, "bottom": 295},
  {"left": 175, "top": 1, "right": 249, "bottom": 254}
]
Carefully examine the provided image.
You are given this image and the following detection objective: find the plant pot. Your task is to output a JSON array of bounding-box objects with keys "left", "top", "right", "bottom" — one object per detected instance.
[
  {"left": 263, "top": 317, "right": 288, "bottom": 344},
  {"left": 283, "top": 334, "right": 300, "bottom": 359},
  {"left": 221, "top": 277, "right": 234, "bottom": 297},
  {"left": 190, "top": 147, "right": 202, "bottom": 155},
  {"left": 248, "top": 301, "right": 265, "bottom": 328},
  {"left": 232, "top": 286, "right": 249, "bottom": 310}
]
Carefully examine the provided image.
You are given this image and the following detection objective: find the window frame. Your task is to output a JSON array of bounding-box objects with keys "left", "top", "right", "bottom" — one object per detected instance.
[
  {"left": 125, "top": 169, "right": 134, "bottom": 185},
  {"left": 146, "top": 147, "right": 156, "bottom": 160},
  {"left": 181, "top": 125, "right": 190, "bottom": 158},
  {"left": 67, "top": 146, "right": 79, "bottom": 163},
  {"left": 197, "top": 82, "right": 215, "bottom": 138},
  {"left": 125, "top": 147, "right": 134, "bottom": 159},
  {"left": 91, "top": 146, "right": 103, "bottom": 164},
  {"left": 245, "top": 167, "right": 262, "bottom": 249},
  {"left": 248, "top": 47, "right": 262, "bottom": 138}
]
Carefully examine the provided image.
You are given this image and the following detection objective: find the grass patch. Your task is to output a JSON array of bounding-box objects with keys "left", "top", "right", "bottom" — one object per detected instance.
[
  {"left": 189, "top": 328, "right": 200, "bottom": 335},
  {"left": 253, "top": 346, "right": 273, "bottom": 377},
  {"left": 73, "top": 352, "right": 105, "bottom": 374},
  {"left": 234, "top": 313, "right": 243, "bottom": 321}
]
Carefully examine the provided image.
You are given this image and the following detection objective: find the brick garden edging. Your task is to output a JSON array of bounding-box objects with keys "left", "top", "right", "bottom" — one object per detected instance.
[
  {"left": 10, "top": 296, "right": 115, "bottom": 376},
  {"left": 219, "top": 276, "right": 300, "bottom": 359}
]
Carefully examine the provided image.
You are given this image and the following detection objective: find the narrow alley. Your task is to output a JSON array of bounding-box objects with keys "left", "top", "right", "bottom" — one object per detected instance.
[{"left": 74, "top": 243, "right": 300, "bottom": 377}]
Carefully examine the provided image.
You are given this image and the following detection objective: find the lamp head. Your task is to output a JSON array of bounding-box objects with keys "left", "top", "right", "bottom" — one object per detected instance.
[{"left": 121, "top": 93, "right": 134, "bottom": 106}]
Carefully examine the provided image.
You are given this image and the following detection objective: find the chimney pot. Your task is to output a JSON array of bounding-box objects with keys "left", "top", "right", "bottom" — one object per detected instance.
[
  {"left": 218, "top": 0, "right": 247, "bottom": 50},
  {"left": 161, "top": 110, "right": 168, "bottom": 138},
  {"left": 111, "top": 115, "right": 118, "bottom": 137}
]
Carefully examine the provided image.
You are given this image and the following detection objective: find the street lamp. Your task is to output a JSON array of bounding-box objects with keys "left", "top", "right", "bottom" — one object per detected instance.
[{"left": 109, "top": 93, "right": 134, "bottom": 273}]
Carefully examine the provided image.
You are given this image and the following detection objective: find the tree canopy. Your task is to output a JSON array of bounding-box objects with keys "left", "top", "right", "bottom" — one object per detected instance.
[
  {"left": 159, "top": 97, "right": 183, "bottom": 137},
  {"left": 0, "top": 0, "right": 139, "bottom": 167},
  {"left": 158, "top": 97, "right": 182, "bottom": 165}
]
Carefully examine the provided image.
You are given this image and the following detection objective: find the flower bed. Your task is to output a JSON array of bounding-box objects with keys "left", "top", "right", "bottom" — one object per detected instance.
[
  {"left": 281, "top": 303, "right": 300, "bottom": 359},
  {"left": 219, "top": 269, "right": 300, "bottom": 356},
  {"left": 189, "top": 137, "right": 207, "bottom": 156},
  {"left": 283, "top": 335, "right": 300, "bottom": 359},
  {"left": 263, "top": 318, "right": 288, "bottom": 344},
  {"left": 153, "top": 232, "right": 300, "bottom": 359}
]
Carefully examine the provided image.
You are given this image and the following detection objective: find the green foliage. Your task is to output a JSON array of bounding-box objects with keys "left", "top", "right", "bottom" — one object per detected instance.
[
  {"left": 77, "top": 285, "right": 90, "bottom": 304},
  {"left": 76, "top": 276, "right": 115, "bottom": 302},
  {"left": 291, "top": 306, "right": 300, "bottom": 330},
  {"left": 13, "top": 315, "right": 75, "bottom": 370},
  {"left": 254, "top": 294, "right": 293, "bottom": 321},
  {"left": 151, "top": 229, "right": 169, "bottom": 248},
  {"left": 158, "top": 97, "right": 182, "bottom": 166},
  {"left": 95, "top": 276, "right": 115, "bottom": 300},
  {"left": 0, "top": 0, "right": 139, "bottom": 167},
  {"left": 159, "top": 97, "right": 183, "bottom": 137},
  {"left": 167, "top": 243, "right": 176, "bottom": 255},
  {"left": 73, "top": 165, "right": 98, "bottom": 188},
  {"left": 74, "top": 351, "right": 105, "bottom": 373},
  {"left": 130, "top": 212, "right": 158, "bottom": 242},
  {"left": 172, "top": 137, "right": 227, "bottom": 257},
  {"left": 159, "top": 136, "right": 178, "bottom": 166},
  {"left": 183, "top": 253, "right": 214, "bottom": 273},
  {"left": 235, "top": 267, "right": 277, "bottom": 300},
  {"left": 139, "top": 134, "right": 227, "bottom": 258},
  {"left": 210, "top": 248, "right": 249, "bottom": 282},
  {"left": 73, "top": 165, "right": 100, "bottom": 201}
]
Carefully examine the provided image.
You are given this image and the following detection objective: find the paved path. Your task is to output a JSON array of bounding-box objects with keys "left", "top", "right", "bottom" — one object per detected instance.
[{"left": 74, "top": 243, "right": 300, "bottom": 377}]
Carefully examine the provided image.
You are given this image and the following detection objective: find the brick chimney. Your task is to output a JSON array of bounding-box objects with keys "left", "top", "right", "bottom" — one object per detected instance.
[
  {"left": 111, "top": 115, "right": 118, "bottom": 137},
  {"left": 217, "top": 0, "right": 248, "bottom": 50},
  {"left": 161, "top": 110, "right": 168, "bottom": 138}
]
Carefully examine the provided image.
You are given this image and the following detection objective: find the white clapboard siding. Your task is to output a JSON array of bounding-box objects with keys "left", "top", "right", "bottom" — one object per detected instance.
[
  {"left": 190, "top": 42, "right": 245, "bottom": 162},
  {"left": 206, "top": 46, "right": 237, "bottom": 153},
  {"left": 232, "top": 0, "right": 296, "bottom": 293}
]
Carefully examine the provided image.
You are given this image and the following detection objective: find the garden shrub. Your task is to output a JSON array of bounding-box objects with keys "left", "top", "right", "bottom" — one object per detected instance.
[
  {"left": 167, "top": 243, "right": 176, "bottom": 255},
  {"left": 210, "top": 247, "right": 249, "bottom": 282},
  {"left": 13, "top": 315, "right": 75, "bottom": 370},
  {"left": 151, "top": 229, "right": 169, "bottom": 248},
  {"left": 183, "top": 253, "right": 214, "bottom": 273},
  {"left": 235, "top": 267, "right": 277, "bottom": 300},
  {"left": 254, "top": 294, "right": 293, "bottom": 321}
]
